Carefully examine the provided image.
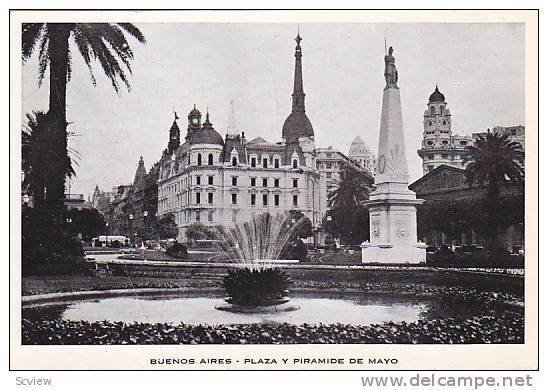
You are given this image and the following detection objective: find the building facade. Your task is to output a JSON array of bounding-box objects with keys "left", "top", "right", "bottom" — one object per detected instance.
[
  {"left": 348, "top": 136, "right": 376, "bottom": 175},
  {"left": 156, "top": 34, "right": 326, "bottom": 241},
  {"left": 409, "top": 164, "right": 524, "bottom": 252},
  {"left": 417, "top": 86, "right": 474, "bottom": 175},
  {"left": 316, "top": 146, "right": 373, "bottom": 211}
]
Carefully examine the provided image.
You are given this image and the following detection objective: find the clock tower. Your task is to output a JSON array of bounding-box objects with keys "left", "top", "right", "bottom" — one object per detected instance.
[{"left": 186, "top": 104, "right": 202, "bottom": 141}]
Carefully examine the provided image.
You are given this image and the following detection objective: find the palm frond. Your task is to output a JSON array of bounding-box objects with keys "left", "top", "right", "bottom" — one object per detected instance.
[
  {"left": 37, "top": 32, "right": 49, "bottom": 87},
  {"left": 118, "top": 23, "right": 146, "bottom": 44},
  {"left": 22, "top": 23, "right": 45, "bottom": 61}
]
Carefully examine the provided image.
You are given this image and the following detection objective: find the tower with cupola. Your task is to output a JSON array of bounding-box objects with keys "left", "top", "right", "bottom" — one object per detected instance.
[
  {"left": 417, "top": 86, "right": 472, "bottom": 175},
  {"left": 186, "top": 105, "right": 202, "bottom": 141}
]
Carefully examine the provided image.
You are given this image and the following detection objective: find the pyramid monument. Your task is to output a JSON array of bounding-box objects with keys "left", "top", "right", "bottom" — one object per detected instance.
[{"left": 361, "top": 46, "right": 427, "bottom": 264}]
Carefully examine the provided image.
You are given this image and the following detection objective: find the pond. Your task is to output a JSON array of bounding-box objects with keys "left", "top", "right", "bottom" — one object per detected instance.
[{"left": 22, "top": 290, "right": 521, "bottom": 327}]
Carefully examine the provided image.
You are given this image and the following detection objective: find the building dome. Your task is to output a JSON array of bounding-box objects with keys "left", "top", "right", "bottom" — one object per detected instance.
[
  {"left": 190, "top": 112, "right": 224, "bottom": 146},
  {"left": 348, "top": 136, "right": 372, "bottom": 157},
  {"left": 429, "top": 86, "right": 446, "bottom": 103},
  {"left": 282, "top": 112, "right": 314, "bottom": 140},
  {"left": 189, "top": 105, "right": 201, "bottom": 116}
]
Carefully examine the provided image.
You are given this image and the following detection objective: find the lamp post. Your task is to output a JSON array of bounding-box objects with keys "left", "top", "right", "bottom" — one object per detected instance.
[
  {"left": 142, "top": 210, "right": 149, "bottom": 249},
  {"left": 105, "top": 222, "right": 109, "bottom": 248},
  {"left": 129, "top": 214, "right": 134, "bottom": 246}
]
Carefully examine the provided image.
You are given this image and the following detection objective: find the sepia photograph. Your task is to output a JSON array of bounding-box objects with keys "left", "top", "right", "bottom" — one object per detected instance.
[{"left": 10, "top": 9, "right": 538, "bottom": 371}]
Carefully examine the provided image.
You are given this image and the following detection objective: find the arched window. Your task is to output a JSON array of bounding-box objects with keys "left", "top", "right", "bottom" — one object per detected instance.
[
  {"left": 197, "top": 153, "right": 202, "bottom": 166},
  {"left": 293, "top": 159, "right": 298, "bottom": 169},
  {"left": 232, "top": 157, "right": 237, "bottom": 166},
  {"left": 208, "top": 153, "right": 213, "bottom": 165}
]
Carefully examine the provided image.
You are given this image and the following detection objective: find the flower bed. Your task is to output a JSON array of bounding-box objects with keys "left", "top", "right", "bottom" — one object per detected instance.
[{"left": 22, "top": 312, "right": 523, "bottom": 345}]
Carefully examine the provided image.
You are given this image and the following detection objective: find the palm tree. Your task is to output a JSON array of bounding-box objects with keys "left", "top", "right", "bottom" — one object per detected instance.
[
  {"left": 22, "top": 111, "right": 76, "bottom": 208},
  {"left": 21, "top": 23, "right": 145, "bottom": 221},
  {"left": 328, "top": 166, "right": 372, "bottom": 209},
  {"left": 463, "top": 129, "right": 524, "bottom": 249}
]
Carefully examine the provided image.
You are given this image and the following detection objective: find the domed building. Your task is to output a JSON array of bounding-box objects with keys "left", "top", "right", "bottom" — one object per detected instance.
[
  {"left": 417, "top": 86, "right": 474, "bottom": 175},
  {"left": 348, "top": 136, "right": 376, "bottom": 175},
  {"left": 156, "top": 34, "right": 326, "bottom": 241}
]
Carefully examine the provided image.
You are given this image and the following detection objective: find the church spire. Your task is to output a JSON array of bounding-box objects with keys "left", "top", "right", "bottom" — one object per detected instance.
[{"left": 292, "top": 32, "right": 305, "bottom": 113}]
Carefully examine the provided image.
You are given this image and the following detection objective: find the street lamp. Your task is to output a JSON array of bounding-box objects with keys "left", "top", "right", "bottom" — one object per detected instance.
[
  {"left": 129, "top": 214, "right": 134, "bottom": 246},
  {"left": 105, "top": 222, "right": 109, "bottom": 248},
  {"left": 142, "top": 210, "right": 149, "bottom": 248}
]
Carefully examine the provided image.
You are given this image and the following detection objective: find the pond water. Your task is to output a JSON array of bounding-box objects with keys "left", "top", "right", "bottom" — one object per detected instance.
[{"left": 22, "top": 290, "right": 520, "bottom": 326}]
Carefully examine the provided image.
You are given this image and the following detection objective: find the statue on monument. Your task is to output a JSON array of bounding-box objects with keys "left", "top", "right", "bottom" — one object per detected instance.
[{"left": 384, "top": 46, "right": 398, "bottom": 88}]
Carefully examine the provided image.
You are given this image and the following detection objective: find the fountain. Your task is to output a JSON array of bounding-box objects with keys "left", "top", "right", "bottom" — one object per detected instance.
[{"left": 211, "top": 212, "right": 307, "bottom": 313}]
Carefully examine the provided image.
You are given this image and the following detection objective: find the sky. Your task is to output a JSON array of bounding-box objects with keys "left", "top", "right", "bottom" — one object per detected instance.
[{"left": 21, "top": 23, "right": 525, "bottom": 197}]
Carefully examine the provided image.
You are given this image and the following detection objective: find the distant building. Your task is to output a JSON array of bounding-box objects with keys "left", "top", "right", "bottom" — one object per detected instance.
[
  {"left": 473, "top": 125, "right": 525, "bottom": 150},
  {"left": 417, "top": 86, "right": 525, "bottom": 176},
  {"left": 316, "top": 146, "right": 373, "bottom": 211},
  {"left": 156, "top": 34, "right": 326, "bottom": 242},
  {"left": 64, "top": 193, "right": 88, "bottom": 210},
  {"left": 348, "top": 136, "right": 376, "bottom": 175},
  {"left": 91, "top": 186, "right": 113, "bottom": 216},
  {"left": 417, "top": 86, "right": 474, "bottom": 175}
]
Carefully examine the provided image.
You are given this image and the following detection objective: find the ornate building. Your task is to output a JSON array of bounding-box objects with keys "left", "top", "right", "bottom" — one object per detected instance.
[
  {"left": 156, "top": 34, "right": 326, "bottom": 241},
  {"left": 348, "top": 136, "right": 376, "bottom": 175},
  {"left": 417, "top": 86, "right": 474, "bottom": 175}
]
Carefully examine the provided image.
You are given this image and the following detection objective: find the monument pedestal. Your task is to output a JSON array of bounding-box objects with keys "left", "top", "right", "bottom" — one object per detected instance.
[{"left": 361, "top": 183, "right": 427, "bottom": 264}]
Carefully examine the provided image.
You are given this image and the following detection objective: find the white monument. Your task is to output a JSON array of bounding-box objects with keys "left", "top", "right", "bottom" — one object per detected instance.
[{"left": 361, "top": 47, "right": 427, "bottom": 264}]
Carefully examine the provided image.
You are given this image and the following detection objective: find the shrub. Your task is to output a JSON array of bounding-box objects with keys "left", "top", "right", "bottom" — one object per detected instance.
[
  {"left": 427, "top": 252, "right": 524, "bottom": 268},
  {"left": 293, "top": 239, "right": 309, "bottom": 262},
  {"left": 22, "top": 208, "right": 88, "bottom": 276},
  {"left": 166, "top": 242, "right": 188, "bottom": 259},
  {"left": 223, "top": 267, "right": 292, "bottom": 306}
]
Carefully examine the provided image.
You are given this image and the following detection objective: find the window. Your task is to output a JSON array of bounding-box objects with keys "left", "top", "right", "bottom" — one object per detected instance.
[
  {"left": 250, "top": 194, "right": 256, "bottom": 206},
  {"left": 231, "top": 211, "right": 237, "bottom": 223},
  {"left": 232, "top": 177, "right": 238, "bottom": 186},
  {"left": 250, "top": 177, "right": 256, "bottom": 187},
  {"left": 443, "top": 120, "right": 447, "bottom": 126},
  {"left": 326, "top": 172, "right": 332, "bottom": 179},
  {"left": 293, "top": 195, "right": 298, "bottom": 206},
  {"left": 274, "top": 159, "right": 280, "bottom": 168},
  {"left": 208, "top": 193, "right": 213, "bottom": 204},
  {"left": 196, "top": 210, "right": 201, "bottom": 222},
  {"left": 274, "top": 178, "right": 279, "bottom": 188},
  {"left": 208, "top": 176, "right": 213, "bottom": 185},
  {"left": 326, "top": 153, "right": 332, "bottom": 158},
  {"left": 196, "top": 193, "right": 201, "bottom": 204},
  {"left": 293, "top": 159, "right": 298, "bottom": 169},
  {"left": 208, "top": 211, "right": 213, "bottom": 222},
  {"left": 251, "top": 157, "right": 256, "bottom": 167},
  {"left": 293, "top": 179, "right": 298, "bottom": 188},
  {"left": 232, "top": 157, "right": 237, "bottom": 166},
  {"left": 274, "top": 194, "right": 280, "bottom": 206},
  {"left": 196, "top": 176, "right": 201, "bottom": 185},
  {"left": 231, "top": 193, "right": 237, "bottom": 205},
  {"left": 197, "top": 154, "right": 202, "bottom": 165},
  {"left": 263, "top": 194, "right": 268, "bottom": 206},
  {"left": 208, "top": 153, "right": 214, "bottom": 165},
  {"left": 262, "top": 178, "right": 268, "bottom": 187},
  {"left": 262, "top": 158, "right": 268, "bottom": 168}
]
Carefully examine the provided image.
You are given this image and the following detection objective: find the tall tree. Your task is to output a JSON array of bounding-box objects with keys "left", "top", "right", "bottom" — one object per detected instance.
[
  {"left": 22, "top": 23, "right": 145, "bottom": 222},
  {"left": 22, "top": 110, "right": 75, "bottom": 208},
  {"left": 328, "top": 166, "right": 372, "bottom": 209},
  {"left": 463, "top": 129, "right": 524, "bottom": 249}
]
